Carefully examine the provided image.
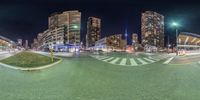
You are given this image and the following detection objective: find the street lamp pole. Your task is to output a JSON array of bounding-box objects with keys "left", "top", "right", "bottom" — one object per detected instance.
[
  {"left": 171, "top": 22, "right": 179, "bottom": 55},
  {"left": 175, "top": 28, "right": 178, "bottom": 55},
  {"left": 167, "top": 35, "right": 169, "bottom": 53}
]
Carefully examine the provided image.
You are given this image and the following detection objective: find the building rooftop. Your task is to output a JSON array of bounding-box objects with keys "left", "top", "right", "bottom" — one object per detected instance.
[
  {"left": 180, "top": 32, "right": 200, "bottom": 38},
  {"left": 0, "top": 35, "right": 13, "bottom": 43}
]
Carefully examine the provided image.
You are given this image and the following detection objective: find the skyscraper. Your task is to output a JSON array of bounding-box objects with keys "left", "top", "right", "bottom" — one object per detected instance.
[
  {"left": 37, "top": 33, "right": 43, "bottom": 49},
  {"left": 86, "top": 17, "right": 101, "bottom": 48},
  {"left": 141, "top": 11, "right": 164, "bottom": 47},
  {"left": 48, "top": 10, "right": 81, "bottom": 45},
  {"left": 17, "top": 39, "right": 22, "bottom": 46},
  {"left": 132, "top": 33, "right": 138, "bottom": 45},
  {"left": 25, "top": 40, "right": 29, "bottom": 49}
]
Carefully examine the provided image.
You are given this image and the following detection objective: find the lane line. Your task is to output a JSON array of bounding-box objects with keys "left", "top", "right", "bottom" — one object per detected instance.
[
  {"left": 119, "top": 58, "right": 127, "bottom": 65},
  {"left": 143, "top": 58, "right": 156, "bottom": 63},
  {"left": 129, "top": 58, "right": 138, "bottom": 66},
  {"left": 163, "top": 57, "right": 175, "bottom": 64},
  {"left": 137, "top": 58, "right": 148, "bottom": 65},
  {"left": 102, "top": 57, "right": 114, "bottom": 62},
  {"left": 110, "top": 57, "right": 120, "bottom": 64}
]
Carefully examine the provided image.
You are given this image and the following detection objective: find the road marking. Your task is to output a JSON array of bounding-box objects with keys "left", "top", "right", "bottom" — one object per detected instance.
[
  {"left": 102, "top": 57, "right": 114, "bottom": 62},
  {"left": 130, "top": 58, "right": 138, "bottom": 66},
  {"left": 98, "top": 56, "right": 109, "bottom": 60},
  {"left": 137, "top": 58, "right": 148, "bottom": 65},
  {"left": 119, "top": 58, "right": 127, "bottom": 65},
  {"left": 110, "top": 57, "right": 120, "bottom": 64},
  {"left": 163, "top": 57, "right": 175, "bottom": 64},
  {"left": 143, "top": 58, "right": 155, "bottom": 63},
  {"left": 148, "top": 56, "right": 160, "bottom": 61}
]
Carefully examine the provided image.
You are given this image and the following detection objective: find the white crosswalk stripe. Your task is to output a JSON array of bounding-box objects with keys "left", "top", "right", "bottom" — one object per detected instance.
[
  {"left": 137, "top": 58, "right": 148, "bottom": 65},
  {"left": 102, "top": 57, "right": 114, "bottom": 62},
  {"left": 143, "top": 58, "right": 156, "bottom": 63},
  {"left": 98, "top": 56, "right": 109, "bottom": 60},
  {"left": 148, "top": 56, "right": 160, "bottom": 61},
  {"left": 163, "top": 57, "right": 175, "bottom": 64},
  {"left": 130, "top": 58, "right": 138, "bottom": 66},
  {"left": 119, "top": 58, "right": 127, "bottom": 65},
  {"left": 91, "top": 55, "right": 163, "bottom": 66},
  {"left": 110, "top": 57, "right": 120, "bottom": 64}
]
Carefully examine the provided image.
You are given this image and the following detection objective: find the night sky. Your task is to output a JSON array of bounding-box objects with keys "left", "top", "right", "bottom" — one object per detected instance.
[{"left": 0, "top": 0, "right": 200, "bottom": 45}]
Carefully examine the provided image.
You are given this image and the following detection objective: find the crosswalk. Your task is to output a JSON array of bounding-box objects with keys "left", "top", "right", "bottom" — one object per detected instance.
[
  {"left": 163, "top": 57, "right": 175, "bottom": 64},
  {"left": 90, "top": 55, "right": 163, "bottom": 66}
]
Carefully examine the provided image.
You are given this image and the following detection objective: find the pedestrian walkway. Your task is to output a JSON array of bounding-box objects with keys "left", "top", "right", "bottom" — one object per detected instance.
[{"left": 90, "top": 55, "right": 163, "bottom": 66}]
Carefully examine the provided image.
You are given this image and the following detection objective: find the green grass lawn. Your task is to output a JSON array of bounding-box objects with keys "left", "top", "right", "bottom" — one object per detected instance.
[{"left": 0, "top": 51, "right": 59, "bottom": 68}]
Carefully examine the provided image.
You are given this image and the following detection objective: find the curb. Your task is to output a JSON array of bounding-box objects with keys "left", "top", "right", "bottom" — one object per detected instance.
[
  {"left": 0, "top": 59, "right": 62, "bottom": 71},
  {"left": 168, "top": 61, "right": 197, "bottom": 66}
]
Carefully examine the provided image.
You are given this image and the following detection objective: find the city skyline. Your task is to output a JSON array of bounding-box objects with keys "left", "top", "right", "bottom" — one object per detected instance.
[{"left": 0, "top": 0, "right": 200, "bottom": 45}]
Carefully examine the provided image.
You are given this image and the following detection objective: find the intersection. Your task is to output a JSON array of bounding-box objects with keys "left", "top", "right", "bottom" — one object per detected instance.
[{"left": 1, "top": 52, "right": 200, "bottom": 100}]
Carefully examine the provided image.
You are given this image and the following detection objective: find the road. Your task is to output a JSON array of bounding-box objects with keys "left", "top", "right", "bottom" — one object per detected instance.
[{"left": 0, "top": 52, "right": 200, "bottom": 100}]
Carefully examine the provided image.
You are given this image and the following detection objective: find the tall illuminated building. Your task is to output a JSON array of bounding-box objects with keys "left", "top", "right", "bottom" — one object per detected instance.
[
  {"left": 37, "top": 33, "right": 43, "bottom": 49},
  {"left": 141, "top": 11, "right": 164, "bottom": 47},
  {"left": 17, "top": 39, "right": 23, "bottom": 46},
  {"left": 25, "top": 40, "right": 29, "bottom": 49},
  {"left": 48, "top": 10, "right": 81, "bottom": 45},
  {"left": 86, "top": 17, "right": 101, "bottom": 48},
  {"left": 132, "top": 33, "right": 138, "bottom": 44}
]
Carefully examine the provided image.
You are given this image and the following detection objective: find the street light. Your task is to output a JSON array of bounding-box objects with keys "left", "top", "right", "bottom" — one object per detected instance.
[
  {"left": 171, "top": 22, "right": 179, "bottom": 55},
  {"left": 172, "top": 22, "right": 178, "bottom": 27},
  {"left": 73, "top": 25, "right": 78, "bottom": 29}
]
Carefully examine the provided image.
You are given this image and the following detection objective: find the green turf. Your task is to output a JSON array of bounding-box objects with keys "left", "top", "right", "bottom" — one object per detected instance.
[{"left": 0, "top": 51, "right": 59, "bottom": 68}]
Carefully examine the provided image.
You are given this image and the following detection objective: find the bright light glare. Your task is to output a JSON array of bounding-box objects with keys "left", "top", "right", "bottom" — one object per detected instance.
[
  {"left": 172, "top": 22, "right": 178, "bottom": 27},
  {"left": 73, "top": 25, "right": 78, "bottom": 29}
]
